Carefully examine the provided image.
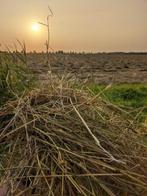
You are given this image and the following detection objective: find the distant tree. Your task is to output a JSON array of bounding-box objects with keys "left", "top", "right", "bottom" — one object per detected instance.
[{"left": 56, "top": 50, "right": 64, "bottom": 54}]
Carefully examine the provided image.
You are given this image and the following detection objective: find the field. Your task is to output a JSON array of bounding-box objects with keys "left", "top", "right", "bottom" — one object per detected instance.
[
  {"left": 27, "top": 52, "right": 147, "bottom": 83},
  {"left": 28, "top": 52, "right": 147, "bottom": 121},
  {"left": 0, "top": 51, "right": 147, "bottom": 195}
]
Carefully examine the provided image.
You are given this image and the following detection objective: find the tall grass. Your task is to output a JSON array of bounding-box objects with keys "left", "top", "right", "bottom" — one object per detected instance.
[{"left": 0, "top": 45, "right": 34, "bottom": 105}]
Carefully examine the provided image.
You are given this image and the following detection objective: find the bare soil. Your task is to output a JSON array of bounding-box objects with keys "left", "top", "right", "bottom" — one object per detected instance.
[{"left": 28, "top": 53, "right": 147, "bottom": 84}]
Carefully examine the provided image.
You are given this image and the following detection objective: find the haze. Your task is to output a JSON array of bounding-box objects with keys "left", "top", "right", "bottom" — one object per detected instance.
[{"left": 0, "top": 0, "right": 147, "bottom": 52}]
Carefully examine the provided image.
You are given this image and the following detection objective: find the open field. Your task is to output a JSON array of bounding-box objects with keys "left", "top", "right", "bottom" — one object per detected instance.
[
  {"left": 27, "top": 52, "right": 147, "bottom": 84},
  {"left": 1, "top": 51, "right": 147, "bottom": 120}
]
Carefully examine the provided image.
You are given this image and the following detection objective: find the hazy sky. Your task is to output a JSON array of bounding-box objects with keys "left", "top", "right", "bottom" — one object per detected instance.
[{"left": 0, "top": 0, "right": 147, "bottom": 52}]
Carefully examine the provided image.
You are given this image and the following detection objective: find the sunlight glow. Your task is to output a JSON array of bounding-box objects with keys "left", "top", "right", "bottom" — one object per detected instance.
[{"left": 32, "top": 23, "right": 40, "bottom": 32}]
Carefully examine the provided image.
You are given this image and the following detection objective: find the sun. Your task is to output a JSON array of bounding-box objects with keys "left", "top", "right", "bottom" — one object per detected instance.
[{"left": 32, "top": 23, "right": 40, "bottom": 32}]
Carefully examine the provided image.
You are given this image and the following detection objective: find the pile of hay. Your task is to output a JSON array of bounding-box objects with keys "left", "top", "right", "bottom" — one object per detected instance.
[{"left": 0, "top": 80, "right": 147, "bottom": 195}]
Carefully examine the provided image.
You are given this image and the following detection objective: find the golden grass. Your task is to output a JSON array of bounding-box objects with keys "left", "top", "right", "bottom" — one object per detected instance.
[{"left": 0, "top": 78, "right": 147, "bottom": 195}]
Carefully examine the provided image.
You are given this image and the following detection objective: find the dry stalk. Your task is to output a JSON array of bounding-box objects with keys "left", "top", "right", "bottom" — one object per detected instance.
[
  {"left": 70, "top": 99, "right": 126, "bottom": 164},
  {"left": 38, "top": 6, "right": 53, "bottom": 85}
]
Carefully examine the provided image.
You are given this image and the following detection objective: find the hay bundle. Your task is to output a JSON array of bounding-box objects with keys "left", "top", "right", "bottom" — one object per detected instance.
[{"left": 0, "top": 81, "right": 147, "bottom": 195}]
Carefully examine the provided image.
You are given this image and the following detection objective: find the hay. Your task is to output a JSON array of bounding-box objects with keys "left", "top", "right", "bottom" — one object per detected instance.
[{"left": 0, "top": 80, "right": 147, "bottom": 196}]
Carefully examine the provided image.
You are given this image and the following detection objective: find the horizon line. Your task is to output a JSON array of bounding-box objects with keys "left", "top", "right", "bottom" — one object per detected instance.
[{"left": 1, "top": 50, "right": 147, "bottom": 54}]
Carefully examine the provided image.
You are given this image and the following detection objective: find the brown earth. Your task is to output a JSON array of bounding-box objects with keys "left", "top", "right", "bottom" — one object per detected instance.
[{"left": 28, "top": 52, "right": 147, "bottom": 84}]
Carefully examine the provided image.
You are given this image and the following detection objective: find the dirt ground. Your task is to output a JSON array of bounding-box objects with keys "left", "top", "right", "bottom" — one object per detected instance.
[{"left": 28, "top": 52, "right": 147, "bottom": 84}]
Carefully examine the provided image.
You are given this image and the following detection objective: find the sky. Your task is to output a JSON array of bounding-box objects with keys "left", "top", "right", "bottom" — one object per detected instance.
[{"left": 0, "top": 0, "right": 147, "bottom": 52}]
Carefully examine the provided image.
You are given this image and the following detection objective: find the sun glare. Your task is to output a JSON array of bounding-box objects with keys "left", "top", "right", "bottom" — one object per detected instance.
[{"left": 32, "top": 23, "right": 40, "bottom": 32}]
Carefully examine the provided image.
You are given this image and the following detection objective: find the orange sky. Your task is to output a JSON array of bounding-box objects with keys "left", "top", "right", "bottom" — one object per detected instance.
[{"left": 0, "top": 0, "right": 147, "bottom": 52}]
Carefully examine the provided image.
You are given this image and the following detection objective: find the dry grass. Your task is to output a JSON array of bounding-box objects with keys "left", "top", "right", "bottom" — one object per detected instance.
[{"left": 0, "top": 78, "right": 147, "bottom": 195}]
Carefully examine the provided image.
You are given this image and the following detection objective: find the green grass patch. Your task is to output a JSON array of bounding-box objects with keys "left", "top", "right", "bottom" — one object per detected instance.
[
  {"left": 90, "top": 84, "right": 147, "bottom": 107},
  {"left": 89, "top": 83, "right": 147, "bottom": 121}
]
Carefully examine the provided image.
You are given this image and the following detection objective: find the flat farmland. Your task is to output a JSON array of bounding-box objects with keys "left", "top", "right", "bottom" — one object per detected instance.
[{"left": 28, "top": 52, "right": 147, "bottom": 84}]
